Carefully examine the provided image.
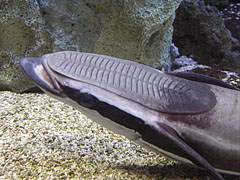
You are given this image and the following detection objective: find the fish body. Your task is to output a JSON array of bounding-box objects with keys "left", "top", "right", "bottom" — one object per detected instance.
[{"left": 20, "top": 51, "right": 240, "bottom": 180}]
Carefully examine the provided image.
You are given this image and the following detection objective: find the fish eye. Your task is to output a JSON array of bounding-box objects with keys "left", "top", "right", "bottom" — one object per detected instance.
[{"left": 77, "top": 93, "right": 96, "bottom": 108}]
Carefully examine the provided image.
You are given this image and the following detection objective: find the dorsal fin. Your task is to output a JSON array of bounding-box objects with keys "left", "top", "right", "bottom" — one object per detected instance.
[{"left": 166, "top": 71, "right": 239, "bottom": 91}]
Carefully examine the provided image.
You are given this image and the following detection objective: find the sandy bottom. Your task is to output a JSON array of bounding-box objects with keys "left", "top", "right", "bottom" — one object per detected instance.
[{"left": 0, "top": 91, "right": 239, "bottom": 180}]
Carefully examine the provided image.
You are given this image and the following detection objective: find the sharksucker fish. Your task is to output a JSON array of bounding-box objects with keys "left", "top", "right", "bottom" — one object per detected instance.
[{"left": 20, "top": 51, "right": 240, "bottom": 180}]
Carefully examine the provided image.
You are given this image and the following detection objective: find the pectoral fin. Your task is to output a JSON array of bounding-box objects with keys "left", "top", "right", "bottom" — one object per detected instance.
[{"left": 149, "top": 122, "right": 224, "bottom": 180}]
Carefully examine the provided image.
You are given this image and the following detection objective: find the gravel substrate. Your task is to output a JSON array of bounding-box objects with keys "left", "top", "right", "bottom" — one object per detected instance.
[{"left": 0, "top": 91, "right": 239, "bottom": 180}]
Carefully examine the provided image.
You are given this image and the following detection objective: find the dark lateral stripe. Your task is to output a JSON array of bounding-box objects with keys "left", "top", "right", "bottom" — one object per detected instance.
[{"left": 60, "top": 85, "right": 194, "bottom": 162}]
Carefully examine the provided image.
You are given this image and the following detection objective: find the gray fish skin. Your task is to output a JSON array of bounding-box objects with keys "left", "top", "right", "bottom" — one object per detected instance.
[{"left": 20, "top": 51, "right": 240, "bottom": 180}]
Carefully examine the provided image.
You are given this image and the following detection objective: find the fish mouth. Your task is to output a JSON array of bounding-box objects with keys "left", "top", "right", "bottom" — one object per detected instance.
[{"left": 19, "top": 56, "right": 64, "bottom": 96}]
